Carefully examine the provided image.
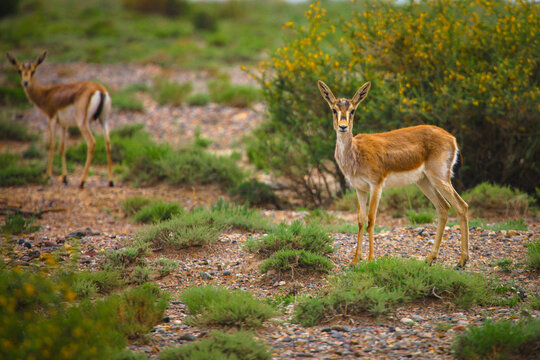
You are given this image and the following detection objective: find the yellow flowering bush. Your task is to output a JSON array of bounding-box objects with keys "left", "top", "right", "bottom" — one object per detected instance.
[{"left": 248, "top": 0, "right": 538, "bottom": 204}]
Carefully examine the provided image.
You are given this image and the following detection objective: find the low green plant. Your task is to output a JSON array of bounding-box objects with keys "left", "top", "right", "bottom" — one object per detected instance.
[
  {"left": 153, "top": 78, "right": 193, "bottom": 106},
  {"left": 245, "top": 220, "right": 334, "bottom": 256},
  {"left": 462, "top": 183, "right": 535, "bottom": 217},
  {"left": 0, "top": 152, "right": 45, "bottom": 186},
  {"left": 528, "top": 296, "right": 540, "bottom": 310},
  {"left": 131, "top": 200, "right": 184, "bottom": 224},
  {"left": 0, "top": 267, "right": 141, "bottom": 360},
  {"left": 66, "top": 270, "right": 123, "bottom": 298},
  {"left": 489, "top": 219, "right": 528, "bottom": 231},
  {"left": 304, "top": 209, "right": 357, "bottom": 233},
  {"left": 0, "top": 119, "right": 37, "bottom": 141},
  {"left": 112, "top": 89, "right": 144, "bottom": 112},
  {"left": 1, "top": 214, "right": 40, "bottom": 235},
  {"left": 102, "top": 246, "right": 147, "bottom": 271},
  {"left": 136, "top": 200, "right": 270, "bottom": 250},
  {"left": 209, "top": 78, "right": 261, "bottom": 108},
  {"left": 22, "top": 143, "right": 44, "bottom": 159},
  {"left": 191, "top": 9, "right": 218, "bottom": 32},
  {"left": 187, "top": 93, "right": 211, "bottom": 106},
  {"left": 452, "top": 319, "right": 540, "bottom": 360},
  {"left": 260, "top": 249, "right": 333, "bottom": 274},
  {"left": 0, "top": 86, "right": 28, "bottom": 107},
  {"left": 160, "top": 331, "right": 272, "bottom": 360},
  {"left": 155, "top": 258, "right": 179, "bottom": 277},
  {"left": 229, "top": 179, "right": 281, "bottom": 208},
  {"left": 121, "top": 196, "right": 153, "bottom": 216},
  {"left": 132, "top": 265, "right": 151, "bottom": 285},
  {"left": 525, "top": 239, "right": 540, "bottom": 271},
  {"left": 408, "top": 210, "right": 435, "bottom": 225},
  {"left": 496, "top": 259, "right": 513, "bottom": 273},
  {"left": 181, "top": 285, "right": 276, "bottom": 327},
  {"left": 294, "top": 257, "right": 493, "bottom": 326},
  {"left": 122, "top": 0, "right": 189, "bottom": 17}
]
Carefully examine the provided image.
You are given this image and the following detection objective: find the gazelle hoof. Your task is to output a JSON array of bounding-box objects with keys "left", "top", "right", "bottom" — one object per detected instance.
[
  {"left": 79, "top": 181, "right": 85, "bottom": 189},
  {"left": 61, "top": 176, "right": 68, "bottom": 185},
  {"left": 109, "top": 180, "right": 114, "bottom": 187}
]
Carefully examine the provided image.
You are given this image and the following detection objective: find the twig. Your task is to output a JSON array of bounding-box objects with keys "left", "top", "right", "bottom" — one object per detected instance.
[
  {"left": 0, "top": 206, "right": 65, "bottom": 218},
  {"left": 431, "top": 287, "right": 442, "bottom": 299}
]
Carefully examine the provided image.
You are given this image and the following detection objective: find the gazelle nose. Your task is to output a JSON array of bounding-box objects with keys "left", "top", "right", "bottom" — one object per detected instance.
[
  {"left": 339, "top": 125, "right": 348, "bottom": 132},
  {"left": 23, "top": 81, "right": 29, "bottom": 87}
]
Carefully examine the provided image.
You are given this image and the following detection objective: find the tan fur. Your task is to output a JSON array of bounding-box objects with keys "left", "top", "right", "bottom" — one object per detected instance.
[
  {"left": 6, "top": 51, "right": 114, "bottom": 188},
  {"left": 318, "top": 80, "right": 469, "bottom": 267}
]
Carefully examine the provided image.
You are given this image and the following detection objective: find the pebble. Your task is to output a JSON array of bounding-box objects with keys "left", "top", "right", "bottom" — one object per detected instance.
[
  {"left": 200, "top": 272, "right": 213, "bottom": 280},
  {"left": 178, "top": 333, "right": 196, "bottom": 342},
  {"left": 400, "top": 317, "right": 415, "bottom": 325}
]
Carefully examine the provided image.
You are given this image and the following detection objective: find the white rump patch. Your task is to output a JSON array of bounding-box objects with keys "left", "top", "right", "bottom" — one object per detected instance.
[
  {"left": 86, "top": 91, "right": 102, "bottom": 121},
  {"left": 384, "top": 163, "right": 425, "bottom": 189}
]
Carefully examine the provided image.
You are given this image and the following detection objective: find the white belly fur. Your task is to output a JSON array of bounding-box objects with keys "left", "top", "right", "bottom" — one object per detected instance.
[
  {"left": 56, "top": 105, "right": 78, "bottom": 127},
  {"left": 384, "top": 163, "right": 425, "bottom": 189}
]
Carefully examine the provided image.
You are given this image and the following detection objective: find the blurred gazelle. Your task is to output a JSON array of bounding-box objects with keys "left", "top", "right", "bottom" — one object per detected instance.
[
  {"left": 318, "top": 80, "right": 469, "bottom": 268},
  {"left": 6, "top": 51, "right": 113, "bottom": 188}
]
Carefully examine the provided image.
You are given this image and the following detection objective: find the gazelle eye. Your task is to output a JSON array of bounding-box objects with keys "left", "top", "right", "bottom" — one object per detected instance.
[{"left": 332, "top": 109, "right": 337, "bottom": 115}]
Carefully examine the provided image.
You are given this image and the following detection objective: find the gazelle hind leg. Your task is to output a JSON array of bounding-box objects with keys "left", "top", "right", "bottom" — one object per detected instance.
[
  {"left": 351, "top": 190, "right": 368, "bottom": 264},
  {"left": 59, "top": 126, "right": 68, "bottom": 184},
  {"left": 102, "top": 118, "right": 114, "bottom": 187},
  {"left": 46, "top": 117, "right": 57, "bottom": 178},
  {"left": 428, "top": 177, "right": 469, "bottom": 267},
  {"left": 416, "top": 177, "right": 450, "bottom": 264},
  {"left": 78, "top": 122, "right": 95, "bottom": 189}
]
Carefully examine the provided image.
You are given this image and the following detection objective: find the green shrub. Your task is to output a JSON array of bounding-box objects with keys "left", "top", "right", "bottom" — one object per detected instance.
[
  {"left": 67, "top": 270, "right": 123, "bottom": 298},
  {"left": 0, "top": 119, "right": 37, "bottom": 141},
  {"left": 209, "top": 79, "right": 260, "bottom": 108},
  {"left": 155, "top": 258, "right": 178, "bottom": 277},
  {"left": 246, "top": 220, "right": 334, "bottom": 257},
  {"left": 131, "top": 200, "right": 184, "bottom": 224},
  {"left": 462, "top": 183, "right": 535, "bottom": 217},
  {"left": 260, "top": 249, "right": 333, "bottom": 274},
  {"left": 137, "top": 200, "right": 270, "bottom": 250},
  {"left": 121, "top": 196, "right": 153, "bottom": 216},
  {"left": 452, "top": 319, "right": 540, "bottom": 360},
  {"left": 181, "top": 285, "right": 275, "bottom": 327},
  {"left": 187, "top": 92, "right": 211, "bottom": 106},
  {"left": 0, "top": 86, "right": 27, "bottom": 106},
  {"left": 102, "top": 246, "right": 147, "bottom": 271},
  {"left": 122, "top": 0, "right": 189, "bottom": 17},
  {"left": 191, "top": 9, "right": 218, "bottom": 32},
  {"left": 0, "top": 268, "right": 132, "bottom": 360},
  {"left": 408, "top": 210, "right": 435, "bottom": 225},
  {"left": 248, "top": 0, "right": 539, "bottom": 206},
  {"left": 153, "top": 78, "right": 193, "bottom": 106},
  {"left": 132, "top": 265, "right": 151, "bottom": 285},
  {"left": 229, "top": 179, "right": 281, "bottom": 208},
  {"left": 489, "top": 219, "right": 528, "bottom": 231},
  {"left": 294, "top": 257, "right": 493, "bottom": 326},
  {"left": 1, "top": 214, "right": 40, "bottom": 235},
  {"left": 112, "top": 90, "right": 144, "bottom": 112},
  {"left": 526, "top": 239, "right": 540, "bottom": 271},
  {"left": 160, "top": 331, "right": 271, "bottom": 360},
  {"left": 22, "top": 143, "right": 44, "bottom": 159}
]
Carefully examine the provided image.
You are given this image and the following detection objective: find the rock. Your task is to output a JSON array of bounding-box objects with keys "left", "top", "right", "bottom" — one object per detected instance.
[
  {"left": 200, "top": 271, "right": 213, "bottom": 280},
  {"left": 18, "top": 239, "right": 25, "bottom": 245},
  {"left": 400, "top": 318, "right": 415, "bottom": 325},
  {"left": 281, "top": 336, "right": 294, "bottom": 342},
  {"left": 162, "top": 316, "right": 170, "bottom": 323},
  {"left": 457, "top": 320, "right": 469, "bottom": 326},
  {"left": 66, "top": 228, "right": 97, "bottom": 239},
  {"left": 411, "top": 315, "right": 426, "bottom": 322},
  {"left": 23, "top": 242, "right": 32, "bottom": 249},
  {"left": 330, "top": 325, "right": 350, "bottom": 332},
  {"left": 178, "top": 333, "right": 196, "bottom": 341},
  {"left": 452, "top": 325, "right": 467, "bottom": 332},
  {"left": 222, "top": 270, "right": 232, "bottom": 276}
]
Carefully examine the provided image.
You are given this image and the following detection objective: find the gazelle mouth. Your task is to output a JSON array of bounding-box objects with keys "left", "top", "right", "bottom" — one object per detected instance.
[{"left": 338, "top": 128, "right": 348, "bottom": 132}]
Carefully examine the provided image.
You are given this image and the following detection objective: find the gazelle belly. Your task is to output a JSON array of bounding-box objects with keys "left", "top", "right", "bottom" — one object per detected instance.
[
  {"left": 384, "top": 164, "right": 425, "bottom": 189},
  {"left": 56, "top": 105, "right": 78, "bottom": 127}
]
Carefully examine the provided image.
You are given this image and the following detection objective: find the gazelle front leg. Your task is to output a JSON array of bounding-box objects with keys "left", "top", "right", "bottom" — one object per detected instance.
[
  {"left": 351, "top": 190, "right": 368, "bottom": 264},
  {"left": 367, "top": 184, "right": 383, "bottom": 260},
  {"left": 102, "top": 118, "right": 114, "bottom": 187},
  {"left": 59, "top": 126, "right": 68, "bottom": 185},
  {"left": 46, "top": 117, "right": 57, "bottom": 179},
  {"left": 78, "top": 122, "right": 96, "bottom": 189}
]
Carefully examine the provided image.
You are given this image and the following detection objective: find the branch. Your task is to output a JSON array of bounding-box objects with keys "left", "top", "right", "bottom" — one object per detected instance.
[{"left": 0, "top": 206, "right": 65, "bottom": 218}]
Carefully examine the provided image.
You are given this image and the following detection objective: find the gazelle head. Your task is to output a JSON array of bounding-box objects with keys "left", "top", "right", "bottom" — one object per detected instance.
[
  {"left": 6, "top": 51, "right": 47, "bottom": 88},
  {"left": 318, "top": 80, "right": 371, "bottom": 133}
]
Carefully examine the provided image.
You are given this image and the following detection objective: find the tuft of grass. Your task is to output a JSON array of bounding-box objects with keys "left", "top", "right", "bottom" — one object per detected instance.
[
  {"left": 294, "top": 257, "right": 493, "bottom": 326},
  {"left": 0, "top": 119, "right": 37, "bottom": 141},
  {"left": 229, "top": 179, "right": 281, "bottom": 208},
  {"left": 0, "top": 86, "right": 28, "bottom": 107},
  {"left": 152, "top": 78, "right": 193, "bottom": 106},
  {"left": 260, "top": 249, "right": 333, "bottom": 274},
  {"left": 408, "top": 210, "right": 435, "bottom": 225},
  {"left": 525, "top": 239, "right": 540, "bottom": 271},
  {"left": 121, "top": 196, "right": 153, "bottom": 216},
  {"left": 0, "top": 152, "right": 45, "bottom": 186},
  {"left": 131, "top": 200, "right": 184, "bottom": 224},
  {"left": 132, "top": 265, "right": 151, "bottom": 285},
  {"left": 452, "top": 319, "right": 540, "bottom": 360},
  {"left": 1, "top": 214, "right": 40, "bottom": 235},
  {"left": 209, "top": 78, "right": 261, "bottom": 108},
  {"left": 160, "top": 331, "right": 272, "bottom": 360},
  {"left": 304, "top": 209, "right": 358, "bottom": 234},
  {"left": 112, "top": 90, "right": 144, "bottom": 112},
  {"left": 155, "top": 258, "right": 179, "bottom": 277},
  {"left": 181, "top": 285, "right": 276, "bottom": 328},
  {"left": 489, "top": 219, "right": 528, "bottom": 231},
  {"left": 462, "top": 182, "right": 535, "bottom": 217},
  {"left": 246, "top": 220, "right": 334, "bottom": 257},
  {"left": 22, "top": 143, "right": 44, "bottom": 159},
  {"left": 101, "top": 246, "right": 148, "bottom": 272},
  {"left": 495, "top": 259, "right": 513, "bottom": 273},
  {"left": 136, "top": 200, "right": 270, "bottom": 251},
  {"left": 67, "top": 270, "right": 123, "bottom": 299},
  {"left": 187, "top": 93, "right": 211, "bottom": 106}
]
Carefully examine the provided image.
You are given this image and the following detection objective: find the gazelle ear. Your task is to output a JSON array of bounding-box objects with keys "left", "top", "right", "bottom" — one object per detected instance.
[
  {"left": 352, "top": 82, "right": 371, "bottom": 106},
  {"left": 34, "top": 50, "right": 47, "bottom": 67},
  {"left": 318, "top": 80, "right": 336, "bottom": 106},
  {"left": 6, "top": 52, "right": 18, "bottom": 67}
]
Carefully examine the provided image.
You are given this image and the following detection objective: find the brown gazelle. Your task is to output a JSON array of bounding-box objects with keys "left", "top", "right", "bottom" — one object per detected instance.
[
  {"left": 6, "top": 51, "right": 113, "bottom": 188},
  {"left": 318, "top": 80, "right": 469, "bottom": 268}
]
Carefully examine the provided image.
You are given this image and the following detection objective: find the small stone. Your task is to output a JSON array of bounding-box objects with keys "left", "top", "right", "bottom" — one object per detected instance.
[
  {"left": 200, "top": 272, "right": 213, "bottom": 280},
  {"left": 23, "top": 242, "right": 32, "bottom": 249},
  {"left": 222, "top": 270, "right": 232, "bottom": 276},
  {"left": 411, "top": 315, "right": 426, "bottom": 322},
  {"left": 400, "top": 317, "right": 415, "bottom": 325},
  {"left": 178, "top": 333, "right": 196, "bottom": 341},
  {"left": 330, "top": 325, "right": 350, "bottom": 332},
  {"left": 18, "top": 239, "right": 25, "bottom": 245},
  {"left": 452, "top": 325, "right": 467, "bottom": 332},
  {"left": 457, "top": 320, "right": 469, "bottom": 326},
  {"left": 162, "top": 316, "right": 170, "bottom": 323}
]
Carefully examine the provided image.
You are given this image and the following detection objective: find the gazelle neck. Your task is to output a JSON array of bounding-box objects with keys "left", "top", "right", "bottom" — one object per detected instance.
[
  {"left": 24, "top": 80, "right": 48, "bottom": 110},
  {"left": 335, "top": 130, "right": 354, "bottom": 172}
]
